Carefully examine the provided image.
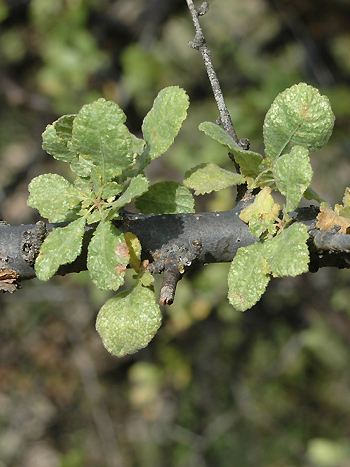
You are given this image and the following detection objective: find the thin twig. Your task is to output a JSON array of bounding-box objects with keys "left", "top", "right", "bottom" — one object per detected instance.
[
  {"left": 185, "top": 0, "right": 249, "bottom": 200},
  {"left": 159, "top": 265, "right": 182, "bottom": 305},
  {"left": 185, "top": 0, "right": 240, "bottom": 144}
]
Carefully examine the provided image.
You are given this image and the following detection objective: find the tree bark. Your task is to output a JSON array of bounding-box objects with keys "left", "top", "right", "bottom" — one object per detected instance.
[{"left": 1, "top": 200, "right": 350, "bottom": 293}]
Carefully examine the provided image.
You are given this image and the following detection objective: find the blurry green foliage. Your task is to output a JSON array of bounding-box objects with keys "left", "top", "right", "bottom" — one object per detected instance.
[
  {"left": 121, "top": 44, "right": 170, "bottom": 113},
  {"left": 30, "top": 0, "right": 108, "bottom": 113}
]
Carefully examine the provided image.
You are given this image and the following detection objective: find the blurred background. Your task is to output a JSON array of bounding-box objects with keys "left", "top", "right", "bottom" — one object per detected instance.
[{"left": 1, "top": 0, "right": 350, "bottom": 466}]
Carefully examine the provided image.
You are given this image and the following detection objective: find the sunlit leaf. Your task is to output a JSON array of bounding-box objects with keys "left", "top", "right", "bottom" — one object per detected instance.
[
  {"left": 273, "top": 145, "right": 313, "bottom": 212},
  {"left": 228, "top": 243, "right": 270, "bottom": 312},
  {"left": 96, "top": 283, "right": 162, "bottom": 357},
  {"left": 35, "top": 217, "right": 86, "bottom": 281},
  {"left": 239, "top": 187, "right": 280, "bottom": 238},
  {"left": 264, "top": 83, "right": 335, "bottom": 158},
  {"left": 264, "top": 223, "right": 309, "bottom": 277},
  {"left": 71, "top": 98, "right": 133, "bottom": 180},
  {"left": 87, "top": 221, "right": 129, "bottom": 291},
  {"left": 28, "top": 173, "right": 80, "bottom": 222},
  {"left": 101, "top": 182, "right": 123, "bottom": 200},
  {"left": 124, "top": 232, "right": 142, "bottom": 272},
  {"left": 42, "top": 114, "right": 76, "bottom": 163},
  {"left": 199, "top": 121, "right": 263, "bottom": 177},
  {"left": 184, "top": 163, "right": 244, "bottom": 195},
  {"left": 112, "top": 175, "right": 149, "bottom": 209},
  {"left": 142, "top": 86, "right": 189, "bottom": 159}
]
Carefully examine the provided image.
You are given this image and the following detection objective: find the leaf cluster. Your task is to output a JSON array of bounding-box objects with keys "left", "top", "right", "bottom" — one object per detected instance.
[
  {"left": 183, "top": 83, "right": 334, "bottom": 311},
  {"left": 28, "top": 82, "right": 336, "bottom": 355},
  {"left": 28, "top": 86, "right": 193, "bottom": 356}
]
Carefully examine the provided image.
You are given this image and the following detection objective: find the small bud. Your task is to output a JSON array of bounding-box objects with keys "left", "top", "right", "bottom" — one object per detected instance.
[{"left": 197, "top": 1, "right": 209, "bottom": 16}]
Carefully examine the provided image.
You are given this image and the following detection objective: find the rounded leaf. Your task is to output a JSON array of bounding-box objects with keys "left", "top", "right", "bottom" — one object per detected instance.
[
  {"left": 264, "top": 83, "right": 335, "bottom": 158},
  {"left": 42, "top": 114, "right": 76, "bottom": 163},
  {"left": 264, "top": 223, "right": 309, "bottom": 277},
  {"left": 228, "top": 243, "right": 270, "bottom": 312},
  {"left": 28, "top": 174, "right": 80, "bottom": 222},
  {"left": 71, "top": 98, "right": 133, "bottom": 180},
  {"left": 96, "top": 283, "right": 162, "bottom": 357}
]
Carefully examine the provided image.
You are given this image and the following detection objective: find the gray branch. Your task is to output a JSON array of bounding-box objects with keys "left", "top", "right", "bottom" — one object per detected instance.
[
  {"left": 185, "top": 0, "right": 239, "bottom": 144},
  {"left": 1, "top": 202, "right": 350, "bottom": 296},
  {"left": 185, "top": 0, "right": 249, "bottom": 201}
]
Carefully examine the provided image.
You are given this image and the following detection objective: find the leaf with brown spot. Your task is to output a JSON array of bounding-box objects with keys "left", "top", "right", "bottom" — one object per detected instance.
[
  {"left": 87, "top": 221, "right": 129, "bottom": 291},
  {"left": 115, "top": 241, "right": 129, "bottom": 259},
  {"left": 316, "top": 203, "right": 350, "bottom": 234}
]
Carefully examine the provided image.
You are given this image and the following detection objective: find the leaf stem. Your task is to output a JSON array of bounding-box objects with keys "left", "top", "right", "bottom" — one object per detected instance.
[{"left": 254, "top": 168, "right": 272, "bottom": 186}]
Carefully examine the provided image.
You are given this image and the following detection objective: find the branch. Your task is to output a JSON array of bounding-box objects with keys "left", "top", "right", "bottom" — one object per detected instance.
[
  {"left": 1, "top": 202, "right": 350, "bottom": 295},
  {"left": 186, "top": 0, "right": 239, "bottom": 139},
  {"left": 185, "top": 0, "right": 240, "bottom": 144},
  {"left": 185, "top": 0, "right": 249, "bottom": 200}
]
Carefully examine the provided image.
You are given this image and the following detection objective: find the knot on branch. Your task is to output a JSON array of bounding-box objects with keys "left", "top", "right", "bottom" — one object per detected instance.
[
  {"left": 21, "top": 220, "right": 47, "bottom": 265},
  {"left": 238, "top": 138, "right": 250, "bottom": 150},
  {"left": 148, "top": 239, "right": 202, "bottom": 305},
  {"left": 189, "top": 32, "right": 205, "bottom": 50}
]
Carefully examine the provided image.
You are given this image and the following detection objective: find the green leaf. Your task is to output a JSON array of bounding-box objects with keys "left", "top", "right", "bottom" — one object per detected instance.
[
  {"left": 304, "top": 187, "right": 323, "bottom": 203},
  {"left": 74, "top": 178, "right": 95, "bottom": 210},
  {"left": 239, "top": 187, "right": 281, "bottom": 238},
  {"left": 142, "top": 86, "right": 189, "bottom": 159},
  {"left": 199, "top": 121, "right": 263, "bottom": 177},
  {"left": 87, "top": 221, "right": 129, "bottom": 291},
  {"left": 112, "top": 175, "right": 149, "bottom": 209},
  {"left": 264, "top": 223, "right": 309, "bottom": 277},
  {"left": 101, "top": 182, "right": 123, "bottom": 200},
  {"left": 342, "top": 187, "right": 350, "bottom": 207},
  {"left": 85, "top": 209, "right": 103, "bottom": 225},
  {"left": 232, "top": 149, "right": 263, "bottom": 179},
  {"left": 228, "top": 243, "right": 270, "bottom": 312},
  {"left": 140, "top": 271, "right": 154, "bottom": 287},
  {"left": 263, "top": 83, "right": 335, "bottom": 158},
  {"left": 227, "top": 223, "right": 310, "bottom": 311},
  {"left": 131, "top": 134, "right": 145, "bottom": 156},
  {"left": 28, "top": 174, "right": 80, "bottom": 222},
  {"left": 135, "top": 182, "right": 195, "bottom": 214},
  {"left": 42, "top": 115, "right": 76, "bottom": 163},
  {"left": 96, "top": 283, "right": 162, "bottom": 357},
  {"left": 199, "top": 121, "right": 239, "bottom": 150},
  {"left": 71, "top": 98, "right": 133, "bottom": 180},
  {"left": 273, "top": 146, "right": 313, "bottom": 212},
  {"left": 70, "top": 156, "right": 94, "bottom": 177},
  {"left": 184, "top": 163, "right": 244, "bottom": 195},
  {"left": 35, "top": 217, "right": 86, "bottom": 281}
]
